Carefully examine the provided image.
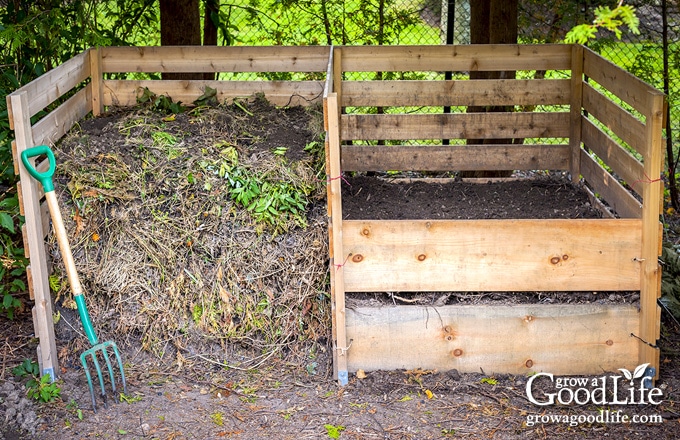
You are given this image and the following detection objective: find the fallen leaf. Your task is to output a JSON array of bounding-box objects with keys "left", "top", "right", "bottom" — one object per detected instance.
[
  {"left": 73, "top": 207, "right": 85, "bottom": 236},
  {"left": 356, "top": 369, "right": 367, "bottom": 379},
  {"left": 425, "top": 389, "right": 434, "bottom": 399}
]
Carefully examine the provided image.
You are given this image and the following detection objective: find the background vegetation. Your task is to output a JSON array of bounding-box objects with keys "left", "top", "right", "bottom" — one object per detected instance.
[{"left": 1, "top": 0, "right": 678, "bottom": 319}]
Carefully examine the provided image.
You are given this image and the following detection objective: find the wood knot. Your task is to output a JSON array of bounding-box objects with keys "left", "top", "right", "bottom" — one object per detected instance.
[
  {"left": 445, "top": 335, "right": 453, "bottom": 341},
  {"left": 550, "top": 256, "right": 561, "bottom": 265},
  {"left": 562, "top": 254, "right": 569, "bottom": 261},
  {"left": 417, "top": 254, "right": 427, "bottom": 261},
  {"left": 361, "top": 228, "right": 370, "bottom": 237},
  {"left": 452, "top": 349, "right": 463, "bottom": 357},
  {"left": 606, "top": 339, "right": 614, "bottom": 346},
  {"left": 444, "top": 325, "right": 452, "bottom": 333},
  {"left": 525, "top": 359, "right": 534, "bottom": 368},
  {"left": 352, "top": 254, "right": 363, "bottom": 263},
  {"left": 524, "top": 315, "right": 534, "bottom": 323}
]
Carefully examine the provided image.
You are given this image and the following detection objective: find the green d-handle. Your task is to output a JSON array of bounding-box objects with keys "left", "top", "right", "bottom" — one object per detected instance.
[{"left": 20, "top": 146, "right": 57, "bottom": 193}]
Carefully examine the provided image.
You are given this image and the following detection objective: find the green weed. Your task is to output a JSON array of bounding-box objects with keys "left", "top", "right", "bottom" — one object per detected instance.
[
  {"left": 13, "top": 359, "right": 62, "bottom": 403},
  {"left": 324, "top": 424, "right": 345, "bottom": 439}
]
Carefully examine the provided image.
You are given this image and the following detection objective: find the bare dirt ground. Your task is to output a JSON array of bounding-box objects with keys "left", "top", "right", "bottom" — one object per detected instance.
[{"left": 2, "top": 97, "right": 680, "bottom": 439}]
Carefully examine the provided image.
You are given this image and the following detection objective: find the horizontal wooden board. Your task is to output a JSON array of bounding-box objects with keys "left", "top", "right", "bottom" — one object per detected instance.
[
  {"left": 341, "top": 112, "right": 570, "bottom": 141},
  {"left": 340, "top": 144, "right": 570, "bottom": 171},
  {"left": 103, "top": 80, "right": 325, "bottom": 107},
  {"left": 339, "top": 44, "right": 571, "bottom": 72},
  {"left": 101, "top": 46, "right": 330, "bottom": 73},
  {"left": 32, "top": 85, "right": 92, "bottom": 147},
  {"left": 8, "top": 50, "right": 90, "bottom": 120},
  {"left": 582, "top": 83, "right": 646, "bottom": 156},
  {"left": 583, "top": 47, "right": 663, "bottom": 116},
  {"left": 581, "top": 117, "right": 644, "bottom": 197},
  {"left": 580, "top": 150, "right": 642, "bottom": 219},
  {"left": 342, "top": 79, "right": 571, "bottom": 107},
  {"left": 346, "top": 304, "right": 639, "bottom": 375},
  {"left": 342, "top": 219, "right": 641, "bottom": 292}
]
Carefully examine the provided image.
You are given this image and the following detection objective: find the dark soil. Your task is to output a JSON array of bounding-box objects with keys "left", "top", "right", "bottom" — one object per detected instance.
[
  {"left": 341, "top": 175, "right": 602, "bottom": 220},
  {"left": 2, "top": 98, "right": 680, "bottom": 440}
]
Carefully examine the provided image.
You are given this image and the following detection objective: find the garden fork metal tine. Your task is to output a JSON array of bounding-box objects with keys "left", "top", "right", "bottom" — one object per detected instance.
[
  {"left": 80, "top": 342, "right": 128, "bottom": 412},
  {"left": 80, "top": 352, "right": 98, "bottom": 412},
  {"left": 100, "top": 341, "right": 128, "bottom": 402}
]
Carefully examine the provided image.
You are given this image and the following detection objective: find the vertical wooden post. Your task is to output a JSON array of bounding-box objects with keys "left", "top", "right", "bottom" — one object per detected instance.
[
  {"left": 639, "top": 91, "right": 666, "bottom": 379},
  {"left": 89, "top": 47, "right": 104, "bottom": 116},
  {"left": 333, "top": 47, "right": 343, "bottom": 119},
  {"left": 568, "top": 44, "right": 584, "bottom": 183},
  {"left": 9, "top": 91, "right": 59, "bottom": 380},
  {"left": 326, "top": 92, "right": 349, "bottom": 385}
]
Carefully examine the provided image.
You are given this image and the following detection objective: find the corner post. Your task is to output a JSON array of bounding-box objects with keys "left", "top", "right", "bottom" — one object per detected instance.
[
  {"left": 89, "top": 47, "right": 104, "bottom": 116},
  {"left": 568, "top": 44, "right": 584, "bottom": 183},
  {"left": 638, "top": 91, "right": 666, "bottom": 379},
  {"left": 326, "top": 92, "right": 349, "bottom": 385},
  {"left": 9, "top": 91, "right": 59, "bottom": 380}
]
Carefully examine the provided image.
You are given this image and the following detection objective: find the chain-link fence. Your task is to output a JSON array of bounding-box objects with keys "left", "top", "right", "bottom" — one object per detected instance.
[{"left": 222, "top": 0, "right": 676, "bottom": 203}]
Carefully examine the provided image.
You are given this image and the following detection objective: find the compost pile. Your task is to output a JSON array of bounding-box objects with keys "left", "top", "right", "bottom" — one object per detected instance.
[{"left": 50, "top": 96, "right": 330, "bottom": 371}]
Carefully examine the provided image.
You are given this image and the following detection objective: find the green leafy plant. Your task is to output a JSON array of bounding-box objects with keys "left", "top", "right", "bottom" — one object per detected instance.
[
  {"left": 0, "top": 234, "right": 27, "bottom": 319},
  {"left": 137, "top": 87, "right": 186, "bottom": 114},
  {"left": 324, "top": 424, "right": 345, "bottom": 439},
  {"left": 480, "top": 377, "right": 498, "bottom": 386},
  {"left": 565, "top": 1, "right": 640, "bottom": 44},
  {"left": 13, "top": 359, "right": 62, "bottom": 403}
]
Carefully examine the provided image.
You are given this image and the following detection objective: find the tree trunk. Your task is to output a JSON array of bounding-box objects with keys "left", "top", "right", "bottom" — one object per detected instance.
[
  {"left": 203, "top": 0, "right": 219, "bottom": 80},
  {"left": 160, "top": 0, "right": 202, "bottom": 80},
  {"left": 464, "top": 0, "right": 518, "bottom": 178}
]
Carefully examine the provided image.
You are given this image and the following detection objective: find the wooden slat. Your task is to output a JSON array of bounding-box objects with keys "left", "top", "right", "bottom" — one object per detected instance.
[
  {"left": 341, "top": 112, "right": 570, "bottom": 141},
  {"left": 340, "top": 44, "right": 572, "bottom": 72},
  {"left": 580, "top": 150, "right": 642, "bottom": 219},
  {"left": 341, "top": 144, "right": 570, "bottom": 172},
  {"left": 582, "top": 83, "right": 646, "bottom": 156},
  {"left": 9, "top": 91, "right": 59, "bottom": 379},
  {"left": 342, "top": 79, "right": 571, "bottom": 107},
  {"left": 102, "top": 80, "right": 325, "bottom": 107},
  {"left": 100, "top": 46, "right": 330, "bottom": 73},
  {"left": 581, "top": 117, "right": 644, "bottom": 197},
  {"left": 8, "top": 50, "right": 90, "bottom": 119},
  {"left": 32, "top": 85, "right": 92, "bottom": 148},
  {"left": 583, "top": 47, "right": 658, "bottom": 116},
  {"left": 342, "top": 219, "right": 641, "bottom": 292},
  {"left": 346, "top": 304, "right": 639, "bottom": 375}
]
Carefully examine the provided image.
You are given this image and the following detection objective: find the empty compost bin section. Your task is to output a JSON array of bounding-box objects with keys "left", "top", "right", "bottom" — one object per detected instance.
[
  {"left": 323, "top": 45, "right": 665, "bottom": 384},
  {"left": 6, "top": 46, "right": 330, "bottom": 379}
]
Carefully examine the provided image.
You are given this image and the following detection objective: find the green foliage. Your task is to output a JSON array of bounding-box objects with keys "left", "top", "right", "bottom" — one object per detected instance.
[
  {"left": 324, "top": 424, "right": 345, "bottom": 439},
  {"left": 225, "top": 164, "right": 313, "bottom": 234},
  {"left": 137, "top": 87, "right": 186, "bottom": 114},
  {"left": 12, "top": 358, "right": 40, "bottom": 378},
  {"left": 565, "top": 2, "right": 640, "bottom": 44},
  {"left": 13, "top": 359, "right": 62, "bottom": 403}
]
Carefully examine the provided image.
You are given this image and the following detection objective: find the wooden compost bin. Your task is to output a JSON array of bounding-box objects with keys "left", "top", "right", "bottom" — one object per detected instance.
[
  {"left": 6, "top": 46, "right": 330, "bottom": 379},
  {"left": 323, "top": 45, "right": 666, "bottom": 385}
]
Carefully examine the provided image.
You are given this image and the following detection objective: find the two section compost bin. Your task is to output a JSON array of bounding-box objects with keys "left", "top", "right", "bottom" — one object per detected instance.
[
  {"left": 7, "top": 45, "right": 665, "bottom": 386},
  {"left": 322, "top": 45, "right": 665, "bottom": 385}
]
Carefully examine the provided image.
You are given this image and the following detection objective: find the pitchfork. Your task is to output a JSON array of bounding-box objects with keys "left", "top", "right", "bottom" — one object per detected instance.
[{"left": 21, "top": 145, "right": 128, "bottom": 412}]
